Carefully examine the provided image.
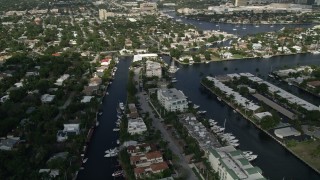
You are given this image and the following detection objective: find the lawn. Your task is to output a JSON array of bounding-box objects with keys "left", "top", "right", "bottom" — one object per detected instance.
[{"left": 289, "top": 140, "right": 320, "bottom": 172}]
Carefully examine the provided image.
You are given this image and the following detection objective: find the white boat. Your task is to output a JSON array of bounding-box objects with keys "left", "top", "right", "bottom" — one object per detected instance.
[
  {"left": 255, "top": 25, "right": 260, "bottom": 28},
  {"left": 83, "top": 158, "right": 88, "bottom": 163},
  {"left": 229, "top": 139, "right": 239, "bottom": 143},
  {"left": 98, "top": 112, "right": 103, "bottom": 115},
  {"left": 217, "top": 97, "right": 221, "bottom": 101},
  {"left": 288, "top": 82, "right": 293, "bottom": 86},
  {"left": 113, "top": 128, "right": 120, "bottom": 132},
  {"left": 112, "top": 170, "right": 124, "bottom": 177},
  {"left": 268, "top": 74, "right": 274, "bottom": 78},
  {"left": 246, "top": 154, "right": 258, "bottom": 161},
  {"left": 233, "top": 28, "right": 237, "bottom": 31},
  {"left": 117, "top": 115, "right": 122, "bottom": 119},
  {"left": 263, "top": 54, "right": 271, "bottom": 59},
  {"left": 230, "top": 142, "right": 240, "bottom": 147},
  {"left": 171, "top": 79, "right": 178, "bottom": 83},
  {"left": 243, "top": 151, "right": 253, "bottom": 155},
  {"left": 117, "top": 139, "right": 120, "bottom": 144},
  {"left": 197, "top": 111, "right": 206, "bottom": 114},
  {"left": 233, "top": 110, "right": 236, "bottom": 113},
  {"left": 106, "top": 92, "right": 109, "bottom": 95},
  {"left": 312, "top": 50, "right": 320, "bottom": 54},
  {"left": 193, "top": 104, "right": 200, "bottom": 109},
  {"left": 96, "top": 121, "right": 99, "bottom": 127},
  {"left": 119, "top": 102, "right": 125, "bottom": 111}
]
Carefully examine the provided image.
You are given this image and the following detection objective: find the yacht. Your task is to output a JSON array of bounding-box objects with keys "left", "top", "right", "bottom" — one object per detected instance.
[
  {"left": 83, "top": 158, "right": 88, "bottom": 163},
  {"left": 96, "top": 121, "right": 99, "bottom": 127},
  {"left": 112, "top": 170, "right": 124, "bottom": 177},
  {"left": 217, "top": 97, "right": 222, "bottom": 101},
  {"left": 193, "top": 104, "right": 200, "bottom": 109},
  {"left": 117, "top": 139, "right": 120, "bottom": 145},
  {"left": 245, "top": 154, "right": 258, "bottom": 161},
  {"left": 233, "top": 28, "right": 237, "bottom": 31},
  {"left": 263, "top": 54, "right": 271, "bottom": 59},
  {"left": 197, "top": 111, "right": 207, "bottom": 114},
  {"left": 243, "top": 151, "right": 253, "bottom": 155},
  {"left": 119, "top": 102, "right": 125, "bottom": 111}
]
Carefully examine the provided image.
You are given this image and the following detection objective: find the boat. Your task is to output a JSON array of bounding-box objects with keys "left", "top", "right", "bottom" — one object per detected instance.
[
  {"left": 83, "top": 158, "right": 88, "bottom": 163},
  {"left": 217, "top": 97, "right": 221, "bottom": 101},
  {"left": 106, "top": 92, "right": 109, "bottom": 95},
  {"left": 193, "top": 104, "right": 200, "bottom": 109},
  {"left": 288, "top": 82, "right": 292, "bottom": 86},
  {"left": 268, "top": 74, "right": 274, "bottom": 78},
  {"left": 112, "top": 170, "right": 124, "bottom": 177},
  {"left": 255, "top": 24, "right": 260, "bottom": 28},
  {"left": 171, "top": 79, "right": 178, "bottom": 83},
  {"left": 197, "top": 111, "right": 207, "bottom": 114},
  {"left": 246, "top": 154, "right": 258, "bottom": 161},
  {"left": 312, "top": 50, "right": 320, "bottom": 54},
  {"left": 233, "top": 28, "right": 237, "bottom": 31},
  {"left": 233, "top": 110, "right": 236, "bottom": 113},
  {"left": 119, "top": 102, "right": 125, "bottom": 111},
  {"left": 230, "top": 142, "right": 240, "bottom": 147},
  {"left": 98, "top": 112, "right": 103, "bottom": 115},
  {"left": 117, "top": 139, "right": 120, "bottom": 144},
  {"left": 263, "top": 55, "right": 271, "bottom": 59},
  {"left": 96, "top": 121, "right": 99, "bottom": 127},
  {"left": 117, "top": 114, "right": 122, "bottom": 119},
  {"left": 243, "top": 151, "right": 253, "bottom": 155},
  {"left": 113, "top": 128, "right": 120, "bottom": 132}
]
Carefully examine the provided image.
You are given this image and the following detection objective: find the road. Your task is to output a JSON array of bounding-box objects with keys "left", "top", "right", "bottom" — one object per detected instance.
[{"left": 133, "top": 68, "right": 197, "bottom": 180}]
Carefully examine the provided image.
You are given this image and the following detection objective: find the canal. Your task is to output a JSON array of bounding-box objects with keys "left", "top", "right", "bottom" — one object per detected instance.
[
  {"left": 165, "top": 53, "right": 320, "bottom": 179},
  {"left": 77, "top": 57, "right": 131, "bottom": 180}
]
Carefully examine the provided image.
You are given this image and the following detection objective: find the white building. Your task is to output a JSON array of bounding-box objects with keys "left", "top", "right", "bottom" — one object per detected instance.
[
  {"left": 41, "top": 94, "right": 55, "bottom": 103},
  {"left": 146, "top": 60, "right": 162, "bottom": 78},
  {"left": 208, "top": 146, "right": 265, "bottom": 180},
  {"left": 55, "top": 74, "right": 70, "bottom": 86},
  {"left": 63, "top": 124, "right": 80, "bottom": 135},
  {"left": 99, "top": 9, "right": 107, "bottom": 20},
  {"left": 274, "top": 127, "right": 301, "bottom": 139},
  {"left": 128, "top": 118, "right": 147, "bottom": 135},
  {"left": 157, "top": 88, "right": 188, "bottom": 112}
]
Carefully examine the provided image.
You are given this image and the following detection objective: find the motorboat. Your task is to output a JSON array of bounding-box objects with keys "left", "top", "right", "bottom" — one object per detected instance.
[
  {"left": 117, "top": 139, "right": 120, "bottom": 144},
  {"left": 230, "top": 142, "right": 239, "bottom": 147},
  {"left": 119, "top": 102, "right": 125, "bottom": 111},
  {"left": 217, "top": 97, "right": 221, "bottom": 101},
  {"left": 243, "top": 151, "right": 253, "bottom": 155},
  {"left": 197, "top": 111, "right": 207, "bottom": 114},
  {"left": 193, "top": 104, "right": 200, "bottom": 109},
  {"left": 98, "top": 112, "right": 103, "bottom": 115},
  {"left": 246, "top": 154, "right": 258, "bottom": 161},
  {"left": 106, "top": 92, "right": 109, "bottom": 95},
  {"left": 113, "top": 128, "right": 120, "bottom": 132},
  {"left": 96, "top": 121, "right": 99, "bottom": 127},
  {"left": 112, "top": 170, "right": 124, "bottom": 177},
  {"left": 83, "top": 158, "right": 88, "bottom": 163}
]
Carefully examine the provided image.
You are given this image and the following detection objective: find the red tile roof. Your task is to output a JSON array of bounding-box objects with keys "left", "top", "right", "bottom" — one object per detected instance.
[
  {"left": 134, "top": 167, "right": 145, "bottom": 175},
  {"left": 150, "top": 162, "right": 169, "bottom": 172},
  {"left": 145, "top": 151, "right": 162, "bottom": 159}
]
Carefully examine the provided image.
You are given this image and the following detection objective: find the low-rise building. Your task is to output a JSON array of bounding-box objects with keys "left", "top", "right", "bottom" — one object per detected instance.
[
  {"left": 128, "top": 118, "right": 147, "bottom": 135},
  {"left": 157, "top": 88, "right": 188, "bottom": 112},
  {"left": 0, "top": 136, "right": 20, "bottom": 151},
  {"left": 41, "top": 94, "right": 55, "bottom": 103},
  {"left": 274, "top": 127, "right": 301, "bottom": 139},
  {"left": 208, "top": 146, "right": 265, "bottom": 180},
  {"left": 55, "top": 74, "right": 70, "bottom": 86},
  {"left": 146, "top": 60, "right": 162, "bottom": 78}
]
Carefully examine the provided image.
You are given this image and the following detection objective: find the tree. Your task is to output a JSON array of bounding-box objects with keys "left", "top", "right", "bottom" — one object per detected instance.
[{"left": 9, "top": 88, "right": 27, "bottom": 103}]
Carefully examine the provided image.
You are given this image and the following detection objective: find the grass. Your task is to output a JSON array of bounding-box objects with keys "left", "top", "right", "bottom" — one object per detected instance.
[{"left": 289, "top": 139, "right": 320, "bottom": 172}]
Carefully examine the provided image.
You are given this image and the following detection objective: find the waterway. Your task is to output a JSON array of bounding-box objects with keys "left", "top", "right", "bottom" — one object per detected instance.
[
  {"left": 77, "top": 57, "right": 131, "bottom": 180},
  {"left": 165, "top": 11, "right": 313, "bottom": 37},
  {"left": 163, "top": 53, "right": 320, "bottom": 179}
]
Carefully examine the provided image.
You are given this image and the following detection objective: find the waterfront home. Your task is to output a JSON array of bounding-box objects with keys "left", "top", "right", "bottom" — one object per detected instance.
[
  {"left": 127, "top": 143, "right": 156, "bottom": 156},
  {"left": 146, "top": 60, "right": 162, "bottom": 78},
  {"left": 130, "top": 151, "right": 164, "bottom": 167},
  {"left": 253, "top": 112, "right": 272, "bottom": 121},
  {"left": 134, "top": 162, "right": 169, "bottom": 179},
  {"left": 0, "top": 136, "right": 20, "bottom": 151},
  {"left": 63, "top": 124, "right": 80, "bottom": 135},
  {"left": 127, "top": 117, "right": 147, "bottom": 135},
  {"left": 54, "top": 74, "right": 70, "bottom": 86},
  {"left": 41, "top": 94, "right": 55, "bottom": 103},
  {"left": 157, "top": 88, "right": 188, "bottom": 112},
  {"left": 208, "top": 146, "right": 265, "bottom": 180},
  {"left": 81, "top": 96, "right": 94, "bottom": 103}
]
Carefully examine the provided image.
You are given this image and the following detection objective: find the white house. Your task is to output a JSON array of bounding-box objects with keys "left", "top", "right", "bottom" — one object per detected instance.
[
  {"left": 41, "top": 94, "right": 55, "bottom": 103},
  {"left": 146, "top": 60, "right": 162, "bottom": 78},
  {"left": 63, "top": 124, "right": 80, "bottom": 135},
  {"left": 128, "top": 118, "right": 147, "bottom": 135},
  {"left": 55, "top": 74, "right": 70, "bottom": 86},
  {"left": 0, "top": 136, "right": 20, "bottom": 151},
  {"left": 157, "top": 88, "right": 188, "bottom": 112}
]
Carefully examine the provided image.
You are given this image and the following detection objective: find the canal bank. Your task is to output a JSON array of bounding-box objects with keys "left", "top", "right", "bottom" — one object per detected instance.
[
  {"left": 200, "top": 80, "right": 320, "bottom": 175},
  {"left": 166, "top": 54, "right": 320, "bottom": 179},
  {"left": 77, "top": 57, "right": 132, "bottom": 180}
]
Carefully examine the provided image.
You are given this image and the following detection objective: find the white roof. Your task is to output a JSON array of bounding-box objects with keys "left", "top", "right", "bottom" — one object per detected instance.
[
  {"left": 133, "top": 54, "right": 158, "bottom": 62},
  {"left": 81, "top": 96, "right": 94, "bottom": 103},
  {"left": 41, "top": 94, "right": 55, "bottom": 103},
  {"left": 254, "top": 112, "right": 272, "bottom": 119},
  {"left": 274, "top": 127, "right": 301, "bottom": 138}
]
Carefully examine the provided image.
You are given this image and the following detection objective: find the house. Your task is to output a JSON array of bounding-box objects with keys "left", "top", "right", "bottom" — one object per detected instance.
[
  {"left": 134, "top": 162, "right": 169, "bottom": 178},
  {"left": 252, "top": 43, "right": 262, "bottom": 50},
  {"left": 157, "top": 88, "right": 188, "bottom": 112},
  {"left": 101, "top": 58, "right": 111, "bottom": 66},
  {"left": 128, "top": 118, "right": 147, "bottom": 135},
  {"left": 63, "top": 124, "right": 80, "bottom": 135},
  {"left": 55, "top": 74, "right": 70, "bottom": 86},
  {"left": 130, "top": 151, "right": 164, "bottom": 167},
  {"left": 125, "top": 39, "right": 133, "bottom": 48},
  {"left": 127, "top": 143, "right": 156, "bottom": 156},
  {"left": 146, "top": 60, "right": 162, "bottom": 78},
  {"left": 88, "top": 75, "right": 102, "bottom": 87},
  {"left": 81, "top": 96, "right": 94, "bottom": 103},
  {"left": 41, "top": 94, "right": 55, "bottom": 103},
  {"left": 253, "top": 112, "right": 272, "bottom": 121},
  {"left": 0, "top": 136, "right": 20, "bottom": 151}
]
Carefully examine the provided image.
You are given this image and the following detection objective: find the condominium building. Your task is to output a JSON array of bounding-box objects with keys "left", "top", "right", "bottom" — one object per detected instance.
[
  {"left": 208, "top": 146, "right": 265, "bottom": 180},
  {"left": 146, "top": 60, "right": 162, "bottom": 78},
  {"left": 157, "top": 88, "right": 188, "bottom": 112}
]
